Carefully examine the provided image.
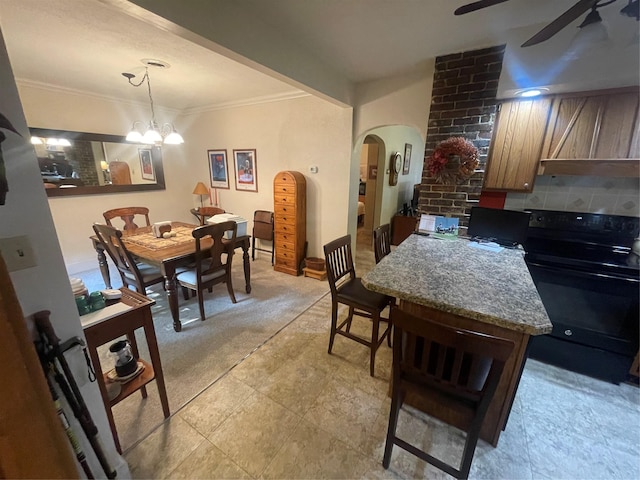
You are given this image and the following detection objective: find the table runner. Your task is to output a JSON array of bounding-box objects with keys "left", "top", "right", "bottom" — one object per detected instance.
[{"left": 124, "top": 225, "right": 195, "bottom": 250}]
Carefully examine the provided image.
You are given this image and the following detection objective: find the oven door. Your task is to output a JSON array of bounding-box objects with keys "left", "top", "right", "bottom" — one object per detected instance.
[{"left": 526, "top": 260, "right": 639, "bottom": 356}]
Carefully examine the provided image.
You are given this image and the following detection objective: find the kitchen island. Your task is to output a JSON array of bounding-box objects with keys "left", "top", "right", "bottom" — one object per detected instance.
[{"left": 362, "top": 233, "right": 551, "bottom": 446}]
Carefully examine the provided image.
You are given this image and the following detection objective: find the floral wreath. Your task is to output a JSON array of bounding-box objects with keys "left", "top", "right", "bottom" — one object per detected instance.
[{"left": 427, "top": 137, "right": 479, "bottom": 184}]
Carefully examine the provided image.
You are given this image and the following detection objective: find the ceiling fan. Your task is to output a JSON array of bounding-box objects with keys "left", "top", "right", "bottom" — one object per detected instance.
[{"left": 455, "top": 0, "right": 639, "bottom": 47}]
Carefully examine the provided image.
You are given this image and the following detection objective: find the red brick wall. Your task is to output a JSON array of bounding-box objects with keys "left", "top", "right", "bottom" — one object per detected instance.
[{"left": 418, "top": 45, "right": 505, "bottom": 228}]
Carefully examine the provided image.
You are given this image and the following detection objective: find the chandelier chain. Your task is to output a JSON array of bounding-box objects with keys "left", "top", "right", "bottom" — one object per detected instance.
[{"left": 126, "top": 67, "right": 157, "bottom": 125}]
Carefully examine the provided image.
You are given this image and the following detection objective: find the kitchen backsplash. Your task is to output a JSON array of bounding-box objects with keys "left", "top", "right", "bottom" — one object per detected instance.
[{"left": 504, "top": 175, "right": 640, "bottom": 217}]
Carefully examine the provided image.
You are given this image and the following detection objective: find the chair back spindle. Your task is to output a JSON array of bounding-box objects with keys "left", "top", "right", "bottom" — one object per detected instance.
[{"left": 373, "top": 224, "right": 392, "bottom": 264}]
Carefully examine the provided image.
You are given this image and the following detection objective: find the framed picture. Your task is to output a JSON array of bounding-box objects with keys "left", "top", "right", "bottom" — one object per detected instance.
[
  {"left": 368, "top": 165, "right": 377, "bottom": 180},
  {"left": 139, "top": 148, "right": 155, "bottom": 181},
  {"left": 208, "top": 149, "right": 230, "bottom": 189},
  {"left": 402, "top": 143, "right": 412, "bottom": 175},
  {"left": 233, "top": 149, "right": 258, "bottom": 192}
]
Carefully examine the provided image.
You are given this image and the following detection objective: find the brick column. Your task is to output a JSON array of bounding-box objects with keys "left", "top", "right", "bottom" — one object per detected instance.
[{"left": 418, "top": 45, "right": 505, "bottom": 228}]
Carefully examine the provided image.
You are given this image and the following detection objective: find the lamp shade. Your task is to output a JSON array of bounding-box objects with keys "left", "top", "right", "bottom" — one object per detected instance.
[{"left": 193, "top": 182, "right": 209, "bottom": 195}]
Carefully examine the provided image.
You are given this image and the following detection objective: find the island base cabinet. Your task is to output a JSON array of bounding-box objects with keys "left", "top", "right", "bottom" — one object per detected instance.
[{"left": 398, "top": 300, "right": 530, "bottom": 447}]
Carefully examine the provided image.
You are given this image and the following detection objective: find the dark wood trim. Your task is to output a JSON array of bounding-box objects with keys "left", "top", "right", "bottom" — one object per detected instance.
[{"left": 30, "top": 127, "right": 166, "bottom": 197}]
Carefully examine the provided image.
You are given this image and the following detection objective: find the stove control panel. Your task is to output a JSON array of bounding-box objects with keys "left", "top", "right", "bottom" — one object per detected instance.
[{"left": 527, "top": 210, "right": 639, "bottom": 238}]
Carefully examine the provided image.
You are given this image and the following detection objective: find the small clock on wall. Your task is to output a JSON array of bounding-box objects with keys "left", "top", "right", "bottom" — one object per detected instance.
[{"left": 389, "top": 152, "right": 402, "bottom": 186}]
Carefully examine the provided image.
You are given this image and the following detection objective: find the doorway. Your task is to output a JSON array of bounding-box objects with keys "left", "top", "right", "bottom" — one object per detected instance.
[{"left": 357, "top": 135, "right": 383, "bottom": 249}]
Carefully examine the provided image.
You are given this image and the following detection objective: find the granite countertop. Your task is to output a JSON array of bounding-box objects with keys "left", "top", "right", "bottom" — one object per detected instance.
[{"left": 362, "top": 234, "right": 552, "bottom": 335}]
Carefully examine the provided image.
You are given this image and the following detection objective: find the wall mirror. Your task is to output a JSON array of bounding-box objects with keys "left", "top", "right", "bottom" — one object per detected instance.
[{"left": 30, "top": 128, "right": 166, "bottom": 197}]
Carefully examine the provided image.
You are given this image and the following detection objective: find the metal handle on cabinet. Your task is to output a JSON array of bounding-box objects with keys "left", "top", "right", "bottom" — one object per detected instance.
[{"left": 524, "top": 183, "right": 529, "bottom": 188}]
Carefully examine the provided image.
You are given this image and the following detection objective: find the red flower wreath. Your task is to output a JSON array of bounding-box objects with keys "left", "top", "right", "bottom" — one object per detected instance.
[{"left": 427, "top": 137, "right": 479, "bottom": 184}]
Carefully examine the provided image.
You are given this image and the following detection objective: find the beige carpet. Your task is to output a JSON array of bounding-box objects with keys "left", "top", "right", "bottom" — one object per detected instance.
[{"left": 84, "top": 256, "right": 331, "bottom": 452}]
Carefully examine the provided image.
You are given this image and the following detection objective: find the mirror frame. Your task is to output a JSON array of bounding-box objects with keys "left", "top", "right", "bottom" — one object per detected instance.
[{"left": 30, "top": 127, "right": 166, "bottom": 197}]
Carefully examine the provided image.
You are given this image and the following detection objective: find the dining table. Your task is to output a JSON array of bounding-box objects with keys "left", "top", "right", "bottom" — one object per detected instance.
[{"left": 90, "top": 221, "right": 251, "bottom": 332}]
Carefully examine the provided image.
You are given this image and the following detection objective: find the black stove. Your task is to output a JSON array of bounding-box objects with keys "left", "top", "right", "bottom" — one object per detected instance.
[{"left": 523, "top": 209, "right": 640, "bottom": 384}]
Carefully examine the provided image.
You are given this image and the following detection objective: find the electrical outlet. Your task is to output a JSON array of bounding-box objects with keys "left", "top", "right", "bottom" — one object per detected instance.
[
  {"left": 0, "top": 235, "right": 37, "bottom": 272},
  {"left": 309, "top": 166, "right": 318, "bottom": 174}
]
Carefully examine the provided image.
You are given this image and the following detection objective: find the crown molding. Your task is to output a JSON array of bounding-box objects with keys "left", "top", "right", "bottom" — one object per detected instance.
[{"left": 15, "top": 78, "right": 310, "bottom": 117}]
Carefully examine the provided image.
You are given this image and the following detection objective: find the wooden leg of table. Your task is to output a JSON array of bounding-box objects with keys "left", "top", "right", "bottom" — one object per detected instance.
[
  {"left": 87, "top": 346, "right": 121, "bottom": 453},
  {"left": 163, "top": 269, "right": 182, "bottom": 332},
  {"left": 96, "top": 246, "right": 112, "bottom": 289},
  {"left": 143, "top": 310, "right": 170, "bottom": 419},
  {"left": 242, "top": 241, "right": 251, "bottom": 294}
]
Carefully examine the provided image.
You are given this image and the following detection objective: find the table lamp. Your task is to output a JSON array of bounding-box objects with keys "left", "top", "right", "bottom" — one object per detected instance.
[{"left": 193, "top": 182, "right": 209, "bottom": 209}]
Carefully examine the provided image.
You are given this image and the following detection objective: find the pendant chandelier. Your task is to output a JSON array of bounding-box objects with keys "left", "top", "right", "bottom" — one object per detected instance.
[{"left": 122, "top": 60, "right": 184, "bottom": 145}]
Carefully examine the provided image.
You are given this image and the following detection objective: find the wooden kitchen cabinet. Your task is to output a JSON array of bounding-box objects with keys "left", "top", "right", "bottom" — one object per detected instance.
[
  {"left": 483, "top": 97, "right": 552, "bottom": 192},
  {"left": 539, "top": 87, "right": 640, "bottom": 177},
  {"left": 273, "top": 170, "right": 306, "bottom": 276}
]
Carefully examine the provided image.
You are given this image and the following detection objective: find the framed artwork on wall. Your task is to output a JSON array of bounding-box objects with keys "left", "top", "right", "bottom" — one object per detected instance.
[
  {"left": 139, "top": 148, "right": 155, "bottom": 181},
  {"left": 208, "top": 149, "right": 230, "bottom": 189},
  {"left": 233, "top": 149, "right": 258, "bottom": 192},
  {"left": 403, "top": 143, "right": 412, "bottom": 175}
]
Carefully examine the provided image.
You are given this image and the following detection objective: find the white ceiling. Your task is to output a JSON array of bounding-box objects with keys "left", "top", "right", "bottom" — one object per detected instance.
[{"left": 0, "top": 0, "right": 636, "bottom": 112}]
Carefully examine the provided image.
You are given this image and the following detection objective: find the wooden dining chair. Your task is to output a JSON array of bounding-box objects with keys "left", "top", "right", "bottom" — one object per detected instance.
[
  {"left": 176, "top": 220, "right": 238, "bottom": 321},
  {"left": 323, "top": 234, "right": 392, "bottom": 376},
  {"left": 190, "top": 206, "right": 225, "bottom": 226},
  {"left": 103, "top": 207, "right": 150, "bottom": 230},
  {"left": 92, "top": 223, "right": 164, "bottom": 294},
  {"left": 251, "top": 210, "right": 274, "bottom": 264},
  {"left": 382, "top": 306, "right": 514, "bottom": 479},
  {"left": 373, "top": 223, "right": 392, "bottom": 264}
]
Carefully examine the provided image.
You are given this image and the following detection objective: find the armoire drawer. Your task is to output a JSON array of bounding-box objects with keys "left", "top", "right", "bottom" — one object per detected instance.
[
  {"left": 274, "top": 223, "right": 297, "bottom": 235},
  {"left": 274, "top": 212, "right": 296, "bottom": 225},
  {"left": 275, "top": 232, "right": 296, "bottom": 245},
  {"left": 276, "top": 250, "right": 298, "bottom": 264},
  {"left": 274, "top": 193, "right": 297, "bottom": 205}
]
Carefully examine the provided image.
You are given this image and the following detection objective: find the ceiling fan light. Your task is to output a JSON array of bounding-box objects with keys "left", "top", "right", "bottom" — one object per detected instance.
[{"left": 564, "top": 14, "right": 610, "bottom": 60}]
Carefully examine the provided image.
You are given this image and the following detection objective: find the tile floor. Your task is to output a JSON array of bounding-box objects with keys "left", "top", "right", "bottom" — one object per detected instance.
[{"left": 124, "top": 234, "right": 640, "bottom": 479}]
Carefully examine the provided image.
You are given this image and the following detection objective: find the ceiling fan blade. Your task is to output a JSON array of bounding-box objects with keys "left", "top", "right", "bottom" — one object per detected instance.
[
  {"left": 521, "top": 0, "right": 599, "bottom": 47},
  {"left": 454, "top": 0, "right": 511, "bottom": 15}
]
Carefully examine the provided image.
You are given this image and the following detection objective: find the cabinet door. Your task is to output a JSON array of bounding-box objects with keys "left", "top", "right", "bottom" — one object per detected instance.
[
  {"left": 484, "top": 98, "right": 552, "bottom": 192},
  {"left": 543, "top": 90, "right": 640, "bottom": 160}
]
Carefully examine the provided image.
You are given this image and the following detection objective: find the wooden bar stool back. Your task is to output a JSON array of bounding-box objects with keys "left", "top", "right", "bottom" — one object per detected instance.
[
  {"left": 382, "top": 306, "right": 514, "bottom": 479},
  {"left": 373, "top": 223, "right": 392, "bottom": 263},
  {"left": 323, "top": 234, "right": 392, "bottom": 376}
]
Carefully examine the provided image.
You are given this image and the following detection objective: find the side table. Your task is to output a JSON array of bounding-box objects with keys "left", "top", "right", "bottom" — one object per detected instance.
[{"left": 81, "top": 288, "right": 169, "bottom": 453}]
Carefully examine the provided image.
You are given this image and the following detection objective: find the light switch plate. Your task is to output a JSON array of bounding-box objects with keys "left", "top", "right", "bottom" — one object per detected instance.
[{"left": 0, "top": 235, "right": 37, "bottom": 272}]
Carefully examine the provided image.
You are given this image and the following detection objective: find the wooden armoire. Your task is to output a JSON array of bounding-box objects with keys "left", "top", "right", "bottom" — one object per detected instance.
[{"left": 273, "top": 171, "right": 306, "bottom": 276}]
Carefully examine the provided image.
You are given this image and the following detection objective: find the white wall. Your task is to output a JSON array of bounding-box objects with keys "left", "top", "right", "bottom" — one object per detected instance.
[
  {"left": 181, "top": 95, "right": 353, "bottom": 257},
  {"left": 0, "top": 31, "right": 126, "bottom": 478},
  {"left": 18, "top": 83, "right": 353, "bottom": 270},
  {"left": 348, "top": 66, "right": 433, "bottom": 235}
]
